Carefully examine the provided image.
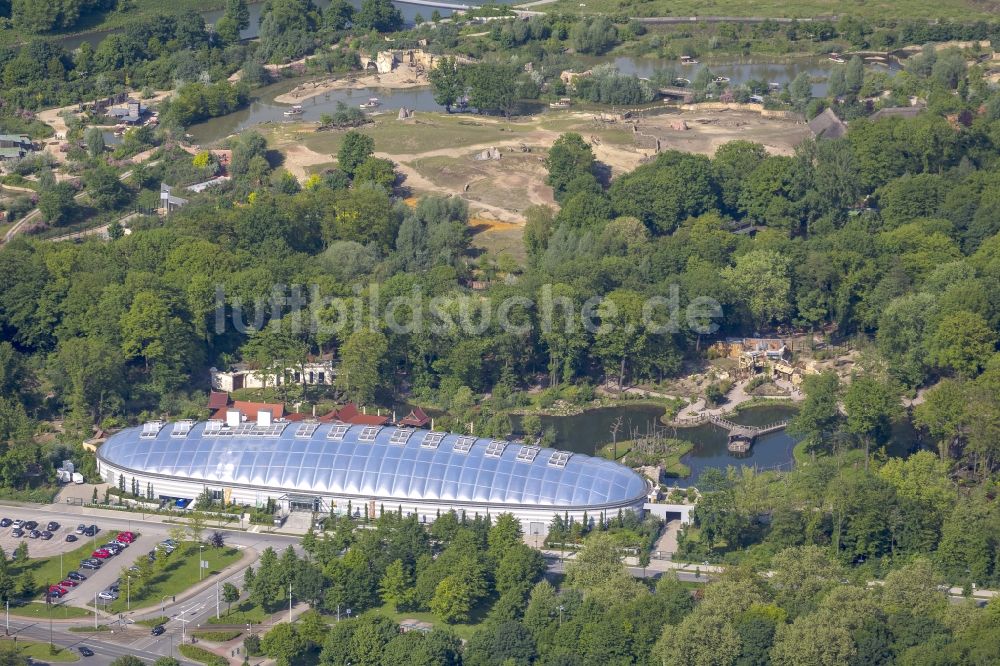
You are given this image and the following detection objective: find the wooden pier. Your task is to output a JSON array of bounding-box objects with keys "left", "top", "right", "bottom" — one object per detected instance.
[{"left": 705, "top": 415, "right": 789, "bottom": 455}]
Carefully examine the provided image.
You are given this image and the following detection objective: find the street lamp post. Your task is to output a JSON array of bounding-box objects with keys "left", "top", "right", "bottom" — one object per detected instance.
[
  {"left": 161, "top": 595, "right": 171, "bottom": 616},
  {"left": 126, "top": 575, "right": 131, "bottom": 611},
  {"left": 288, "top": 583, "right": 292, "bottom": 623},
  {"left": 94, "top": 592, "right": 98, "bottom": 629},
  {"left": 558, "top": 605, "right": 565, "bottom": 627},
  {"left": 199, "top": 545, "right": 204, "bottom": 582}
]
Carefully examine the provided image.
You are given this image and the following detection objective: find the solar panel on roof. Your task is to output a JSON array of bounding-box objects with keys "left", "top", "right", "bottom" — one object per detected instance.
[
  {"left": 420, "top": 432, "right": 445, "bottom": 449},
  {"left": 295, "top": 422, "right": 320, "bottom": 438},
  {"left": 515, "top": 445, "right": 540, "bottom": 463},
  {"left": 170, "top": 420, "right": 194, "bottom": 438},
  {"left": 453, "top": 436, "right": 475, "bottom": 454},
  {"left": 548, "top": 450, "right": 572, "bottom": 468},
  {"left": 140, "top": 421, "right": 164, "bottom": 439},
  {"left": 358, "top": 426, "right": 382, "bottom": 442},
  {"left": 203, "top": 420, "right": 224, "bottom": 435},
  {"left": 484, "top": 440, "right": 507, "bottom": 458},
  {"left": 327, "top": 424, "right": 350, "bottom": 440},
  {"left": 388, "top": 429, "right": 414, "bottom": 445}
]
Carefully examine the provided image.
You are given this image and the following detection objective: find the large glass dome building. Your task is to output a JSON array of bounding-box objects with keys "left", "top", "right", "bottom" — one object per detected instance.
[{"left": 96, "top": 419, "right": 649, "bottom": 534}]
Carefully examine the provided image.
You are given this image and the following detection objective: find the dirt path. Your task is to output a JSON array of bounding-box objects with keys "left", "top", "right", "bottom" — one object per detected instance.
[
  {"left": 386, "top": 157, "right": 525, "bottom": 223},
  {"left": 676, "top": 378, "right": 803, "bottom": 421}
]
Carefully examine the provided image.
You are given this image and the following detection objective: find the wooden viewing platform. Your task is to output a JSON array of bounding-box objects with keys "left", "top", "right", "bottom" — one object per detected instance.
[{"left": 705, "top": 415, "right": 789, "bottom": 455}]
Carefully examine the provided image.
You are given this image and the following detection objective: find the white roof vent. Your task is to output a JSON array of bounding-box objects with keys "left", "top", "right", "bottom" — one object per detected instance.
[
  {"left": 257, "top": 410, "right": 272, "bottom": 427},
  {"left": 226, "top": 409, "right": 241, "bottom": 428}
]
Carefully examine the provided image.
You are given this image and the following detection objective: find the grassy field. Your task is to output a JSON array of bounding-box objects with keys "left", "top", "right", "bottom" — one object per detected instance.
[
  {"left": 360, "top": 599, "right": 495, "bottom": 641},
  {"left": 11, "top": 532, "right": 129, "bottom": 600},
  {"left": 2, "top": 639, "right": 79, "bottom": 662},
  {"left": 540, "top": 0, "right": 1000, "bottom": 20},
  {"left": 293, "top": 115, "right": 523, "bottom": 158},
  {"left": 206, "top": 601, "right": 267, "bottom": 626},
  {"left": 9, "top": 602, "right": 93, "bottom": 620},
  {"left": 106, "top": 543, "right": 242, "bottom": 613}
]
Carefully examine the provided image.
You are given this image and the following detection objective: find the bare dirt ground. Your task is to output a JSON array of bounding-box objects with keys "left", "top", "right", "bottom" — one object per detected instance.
[
  {"left": 275, "top": 66, "right": 430, "bottom": 104},
  {"left": 636, "top": 108, "right": 812, "bottom": 157},
  {"left": 272, "top": 106, "right": 809, "bottom": 251}
]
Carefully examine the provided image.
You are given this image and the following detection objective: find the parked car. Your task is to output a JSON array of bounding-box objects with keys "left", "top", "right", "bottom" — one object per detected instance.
[
  {"left": 150, "top": 625, "right": 165, "bottom": 636},
  {"left": 65, "top": 534, "right": 77, "bottom": 543},
  {"left": 0, "top": 518, "right": 11, "bottom": 527},
  {"left": 46, "top": 521, "right": 59, "bottom": 532},
  {"left": 79, "top": 560, "right": 101, "bottom": 570},
  {"left": 97, "top": 590, "right": 117, "bottom": 601},
  {"left": 40, "top": 531, "right": 52, "bottom": 540},
  {"left": 11, "top": 520, "right": 23, "bottom": 529},
  {"left": 75, "top": 524, "right": 86, "bottom": 534},
  {"left": 23, "top": 521, "right": 37, "bottom": 530},
  {"left": 77, "top": 646, "right": 94, "bottom": 657},
  {"left": 48, "top": 585, "right": 68, "bottom": 596},
  {"left": 102, "top": 543, "right": 122, "bottom": 555},
  {"left": 28, "top": 530, "right": 40, "bottom": 539},
  {"left": 91, "top": 549, "right": 111, "bottom": 559},
  {"left": 11, "top": 528, "right": 23, "bottom": 538},
  {"left": 66, "top": 571, "right": 86, "bottom": 581},
  {"left": 59, "top": 579, "right": 78, "bottom": 588},
  {"left": 83, "top": 525, "right": 98, "bottom": 537},
  {"left": 117, "top": 531, "right": 136, "bottom": 543}
]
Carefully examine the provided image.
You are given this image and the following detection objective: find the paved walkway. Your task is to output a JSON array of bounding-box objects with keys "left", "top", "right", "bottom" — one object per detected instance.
[
  {"left": 653, "top": 519, "right": 680, "bottom": 557},
  {"left": 676, "top": 377, "right": 802, "bottom": 421}
]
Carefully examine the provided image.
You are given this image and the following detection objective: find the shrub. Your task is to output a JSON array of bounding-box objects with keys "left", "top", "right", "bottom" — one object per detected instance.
[
  {"left": 178, "top": 645, "right": 228, "bottom": 666},
  {"left": 193, "top": 630, "right": 242, "bottom": 642}
]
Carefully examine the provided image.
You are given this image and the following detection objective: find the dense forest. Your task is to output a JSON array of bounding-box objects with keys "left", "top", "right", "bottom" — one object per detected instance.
[
  {"left": 2, "top": 1, "right": 1000, "bottom": 663},
  {"left": 210, "top": 510, "right": 1000, "bottom": 665}
]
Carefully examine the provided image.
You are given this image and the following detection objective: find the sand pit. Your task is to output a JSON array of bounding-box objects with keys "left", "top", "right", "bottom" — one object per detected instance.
[
  {"left": 634, "top": 109, "right": 811, "bottom": 157},
  {"left": 275, "top": 67, "right": 430, "bottom": 105}
]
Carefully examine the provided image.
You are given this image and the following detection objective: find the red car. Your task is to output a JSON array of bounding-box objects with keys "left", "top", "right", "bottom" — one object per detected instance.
[
  {"left": 116, "top": 531, "right": 136, "bottom": 544},
  {"left": 48, "top": 585, "right": 68, "bottom": 596},
  {"left": 91, "top": 549, "right": 111, "bottom": 559},
  {"left": 59, "top": 579, "right": 78, "bottom": 588}
]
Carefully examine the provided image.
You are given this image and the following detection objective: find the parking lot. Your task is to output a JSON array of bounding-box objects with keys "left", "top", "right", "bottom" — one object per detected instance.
[
  {"left": 0, "top": 513, "right": 147, "bottom": 610},
  {"left": 0, "top": 515, "right": 81, "bottom": 558}
]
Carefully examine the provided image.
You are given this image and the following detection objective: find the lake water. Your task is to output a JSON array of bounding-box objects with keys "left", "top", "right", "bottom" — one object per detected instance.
[
  {"left": 512, "top": 402, "right": 802, "bottom": 487},
  {"left": 186, "top": 78, "right": 447, "bottom": 144},
  {"left": 187, "top": 52, "right": 850, "bottom": 144}
]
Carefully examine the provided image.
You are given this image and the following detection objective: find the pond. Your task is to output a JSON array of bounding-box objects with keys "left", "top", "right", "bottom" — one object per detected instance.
[
  {"left": 187, "top": 49, "right": 894, "bottom": 144},
  {"left": 512, "top": 402, "right": 802, "bottom": 487},
  {"left": 186, "top": 77, "right": 448, "bottom": 144}
]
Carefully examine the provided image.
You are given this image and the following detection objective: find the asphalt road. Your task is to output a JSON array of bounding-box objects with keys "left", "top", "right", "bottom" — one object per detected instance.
[{"left": 0, "top": 503, "right": 300, "bottom": 663}]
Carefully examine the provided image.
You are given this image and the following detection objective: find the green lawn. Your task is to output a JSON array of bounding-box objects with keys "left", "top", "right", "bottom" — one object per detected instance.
[
  {"left": 295, "top": 114, "right": 524, "bottom": 157},
  {"left": 540, "top": 0, "right": 1000, "bottom": 20},
  {"left": 11, "top": 532, "right": 133, "bottom": 599},
  {"left": 2, "top": 639, "right": 79, "bottom": 663},
  {"left": 106, "top": 543, "right": 241, "bottom": 613},
  {"left": 360, "top": 599, "right": 495, "bottom": 642},
  {"left": 8, "top": 602, "right": 93, "bottom": 620},
  {"left": 206, "top": 601, "right": 267, "bottom": 626}
]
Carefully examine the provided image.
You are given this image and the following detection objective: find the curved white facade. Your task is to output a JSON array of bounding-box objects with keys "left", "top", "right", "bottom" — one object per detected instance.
[{"left": 96, "top": 421, "right": 649, "bottom": 534}]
